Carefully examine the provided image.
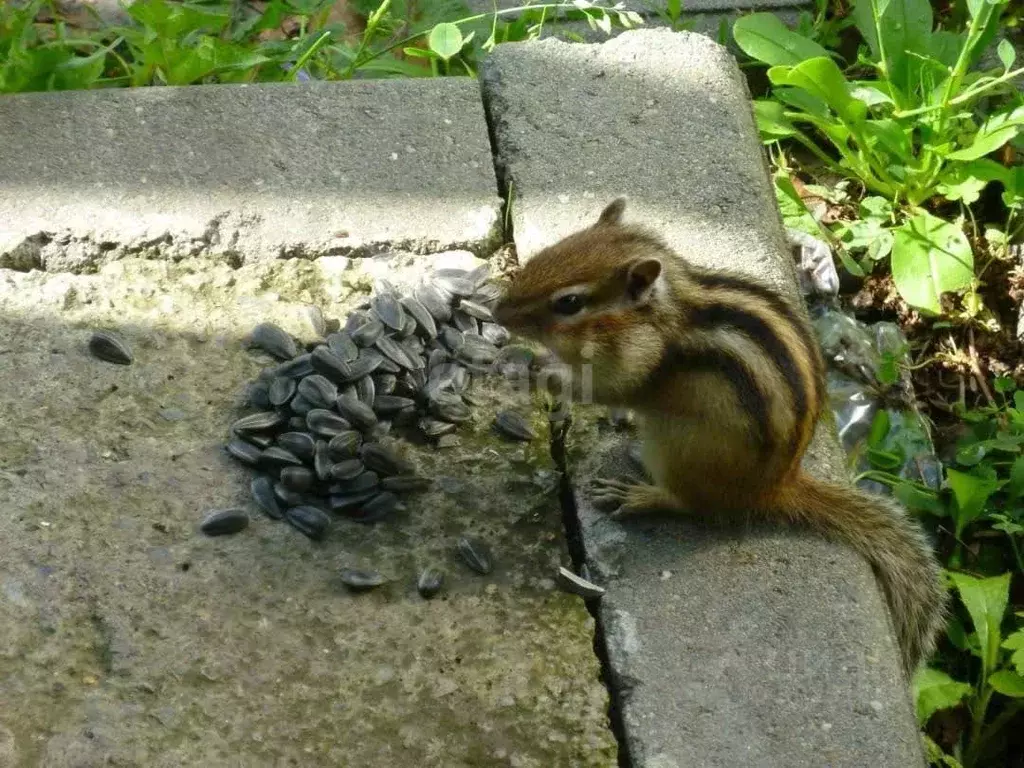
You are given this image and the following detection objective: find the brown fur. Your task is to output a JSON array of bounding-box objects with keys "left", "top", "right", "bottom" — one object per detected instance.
[{"left": 494, "top": 198, "right": 948, "bottom": 677}]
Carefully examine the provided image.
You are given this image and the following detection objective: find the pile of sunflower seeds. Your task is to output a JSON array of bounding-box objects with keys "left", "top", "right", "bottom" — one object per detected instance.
[{"left": 203, "top": 262, "right": 545, "bottom": 594}]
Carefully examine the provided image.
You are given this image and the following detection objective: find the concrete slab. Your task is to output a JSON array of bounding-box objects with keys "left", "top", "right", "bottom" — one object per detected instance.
[
  {"left": 0, "top": 79, "right": 502, "bottom": 271},
  {"left": 481, "top": 29, "right": 925, "bottom": 766},
  {"left": 0, "top": 254, "right": 616, "bottom": 766}
]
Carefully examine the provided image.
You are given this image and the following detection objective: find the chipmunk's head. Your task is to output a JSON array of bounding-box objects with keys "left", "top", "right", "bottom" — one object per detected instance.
[{"left": 494, "top": 198, "right": 675, "bottom": 362}]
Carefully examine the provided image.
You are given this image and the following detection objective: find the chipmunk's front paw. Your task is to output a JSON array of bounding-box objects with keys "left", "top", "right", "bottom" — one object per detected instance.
[
  {"left": 592, "top": 476, "right": 632, "bottom": 503},
  {"left": 591, "top": 478, "right": 681, "bottom": 519}
]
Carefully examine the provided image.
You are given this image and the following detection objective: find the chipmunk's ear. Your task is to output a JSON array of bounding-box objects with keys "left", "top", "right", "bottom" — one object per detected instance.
[
  {"left": 596, "top": 197, "right": 627, "bottom": 227},
  {"left": 625, "top": 258, "right": 662, "bottom": 303}
]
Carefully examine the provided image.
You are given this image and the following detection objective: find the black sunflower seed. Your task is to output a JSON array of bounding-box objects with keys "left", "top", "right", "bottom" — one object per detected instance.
[
  {"left": 276, "top": 431, "right": 315, "bottom": 463},
  {"left": 311, "top": 346, "right": 352, "bottom": 383},
  {"left": 419, "top": 418, "right": 457, "bottom": 438},
  {"left": 401, "top": 296, "right": 438, "bottom": 339},
  {"left": 314, "top": 440, "right": 332, "bottom": 481},
  {"left": 200, "top": 508, "right": 249, "bottom": 536},
  {"left": 327, "top": 430, "right": 362, "bottom": 460},
  {"left": 307, "top": 409, "right": 352, "bottom": 439},
  {"left": 226, "top": 439, "right": 262, "bottom": 467},
  {"left": 261, "top": 446, "right": 305, "bottom": 470},
  {"left": 375, "top": 335, "right": 416, "bottom": 370},
  {"left": 329, "top": 459, "right": 365, "bottom": 482},
  {"left": 251, "top": 322, "right": 298, "bottom": 360},
  {"left": 246, "top": 380, "right": 272, "bottom": 409},
  {"left": 280, "top": 466, "right": 315, "bottom": 492},
  {"left": 373, "top": 395, "right": 416, "bottom": 416},
  {"left": 289, "top": 394, "right": 314, "bottom": 416},
  {"left": 360, "top": 442, "right": 414, "bottom": 476},
  {"left": 351, "top": 316, "right": 385, "bottom": 347},
  {"left": 414, "top": 283, "right": 452, "bottom": 322},
  {"left": 458, "top": 536, "right": 493, "bottom": 574},
  {"left": 328, "top": 489, "right": 377, "bottom": 513},
  {"left": 88, "top": 330, "right": 133, "bottom": 365},
  {"left": 336, "top": 396, "right": 378, "bottom": 431},
  {"left": 232, "top": 411, "right": 285, "bottom": 435},
  {"left": 339, "top": 568, "right": 386, "bottom": 591},
  {"left": 269, "top": 376, "right": 297, "bottom": 407},
  {"left": 272, "top": 353, "right": 314, "bottom": 379},
  {"left": 371, "top": 291, "right": 406, "bottom": 332},
  {"left": 326, "top": 332, "right": 359, "bottom": 362},
  {"left": 494, "top": 410, "right": 537, "bottom": 442},
  {"left": 252, "top": 476, "right": 284, "bottom": 520},
  {"left": 297, "top": 374, "right": 338, "bottom": 410},
  {"left": 285, "top": 505, "right": 330, "bottom": 540},
  {"left": 355, "top": 375, "right": 376, "bottom": 407},
  {"left": 417, "top": 567, "right": 444, "bottom": 599},
  {"left": 435, "top": 275, "right": 476, "bottom": 298}
]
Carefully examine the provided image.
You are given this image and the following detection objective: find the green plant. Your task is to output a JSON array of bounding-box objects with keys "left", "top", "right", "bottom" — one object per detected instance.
[
  {"left": 856, "top": 378, "right": 1024, "bottom": 766},
  {"left": 735, "top": 0, "right": 1024, "bottom": 316},
  {"left": 0, "top": 0, "right": 118, "bottom": 92}
]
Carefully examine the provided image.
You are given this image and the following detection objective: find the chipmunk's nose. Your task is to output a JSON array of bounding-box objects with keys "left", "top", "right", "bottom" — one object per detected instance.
[{"left": 492, "top": 293, "right": 514, "bottom": 326}]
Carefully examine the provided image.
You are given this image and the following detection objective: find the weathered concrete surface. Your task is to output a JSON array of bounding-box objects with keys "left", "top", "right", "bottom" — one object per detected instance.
[
  {"left": 0, "top": 254, "right": 616, "bottom": 766},
  {"left": 482, "top": 29, "right": 924, "bottom": 766},
  {"left": 0, "top": 79, "right": 502, "bottom": 271}
]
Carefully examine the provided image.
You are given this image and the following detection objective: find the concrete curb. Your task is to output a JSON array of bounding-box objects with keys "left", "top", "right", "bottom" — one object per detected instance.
[
  {"left": 0, "top": 79, "right": 503, "bottom": 271},
  {"left": 481, "top": 28, "right": 925, "bottom": 767}
]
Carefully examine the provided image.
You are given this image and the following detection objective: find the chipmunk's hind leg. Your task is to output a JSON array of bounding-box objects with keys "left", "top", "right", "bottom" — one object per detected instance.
[{"left": 591, "top": 478, "right": 683, "bottom": 519}]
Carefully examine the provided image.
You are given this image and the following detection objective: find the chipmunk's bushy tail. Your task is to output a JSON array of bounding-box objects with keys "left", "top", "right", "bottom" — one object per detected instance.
[{"left": 773, "top": 473, "right": 948, "bottom": 676}]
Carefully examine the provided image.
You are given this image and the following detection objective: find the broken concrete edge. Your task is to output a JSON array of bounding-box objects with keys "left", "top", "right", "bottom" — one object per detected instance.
[{"left": 0, "top": 227, "right": 506, "bottom": 275}]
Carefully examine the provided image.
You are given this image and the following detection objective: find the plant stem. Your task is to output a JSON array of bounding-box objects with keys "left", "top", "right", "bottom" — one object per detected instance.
[
  {"left": 290, "top": 30, "right": 330, "bottom": 80},
  {"left": 895, "top": 67, "right": 1024, "bottom": 119},
  {"left": 347, "top": 2, "right": 609, "bottom": 74}
]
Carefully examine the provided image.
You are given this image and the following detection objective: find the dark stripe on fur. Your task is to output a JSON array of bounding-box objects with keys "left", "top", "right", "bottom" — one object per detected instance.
[
  {"left": 690, "top": 302, "right": 807, "bottom": 454},
  {"left": 694, "top": 272, "right": 824, "bottom": 382},
  {"left": 651, "top": 343, "right": 773, "bottom": 454}
]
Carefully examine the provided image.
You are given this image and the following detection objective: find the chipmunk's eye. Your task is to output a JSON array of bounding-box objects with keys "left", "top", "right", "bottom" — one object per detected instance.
[{"left": 551, "top": 293, "right": 585, "bottom": 316}]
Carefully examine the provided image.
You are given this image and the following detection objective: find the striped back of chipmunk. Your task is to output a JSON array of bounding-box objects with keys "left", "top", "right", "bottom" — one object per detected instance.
[{"left": 662, "top": 267, "right": 826, "bottom": 467}]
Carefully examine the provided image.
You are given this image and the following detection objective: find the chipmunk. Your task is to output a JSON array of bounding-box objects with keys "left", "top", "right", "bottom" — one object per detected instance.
[{"left": 493, "top": 197, "right": 947, "bottom": 677}]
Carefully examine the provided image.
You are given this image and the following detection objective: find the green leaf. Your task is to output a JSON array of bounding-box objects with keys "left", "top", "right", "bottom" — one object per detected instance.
[
  {"left": 1004, "top": 629, "right": 1024, "bottom": 675},
  {"left": 1016, "top": 390, "right": 1024, "bottom": 413},
  {"left": 890, "top": 211, "right": 974, "bottom": 315},
  {"left": 772, "top": 170, "right": 820, "bottom": 235},
  {"left": 956, "top": 442, "right": 987, "bottom": 466},
  {"left": 868, "top": 409, "right": 891, "bottom": 447},
  {"left": 989, "top": 670, "right": 1024, "bottom": 698},
  {"left": 860, "top": 196, "right": 894, "bottom": 220},
  {"left": 894, "top": 482, "right": 946, "bottom": 516},
  {"left": 950, "top": 572, "right": 1011, "bottom": 669},
  {"left": 769, "top": 57, "right": 865, "bottom": 125},
  {"left": 867, "top": 448, "right": 903, "bottom": 469},
  {"left": 948, "top": 106, "right": 1024, "bottom": 161},
  {"left": 428, "top": 22, "right": 463, "bottom": 62},
  {"left": 995, "top": 376, "right": 1017, "bottom": 394},
  {"left": 862, "top": 118, "right": 913, "bottom": 163},
  {"left": 852, "top": 0, "right": 934, "bottom": 96},
  {"left": 753, "top": 100, "right": 798, "bottom": 141},
  {"left": 1009, "top": 457, "right": 1024, "bottom": 500},
  {"left": 732, "top": 12, "right": 830, "bottom": 66},
  {"left": 913, "top": 667, "right": 972, "bottom": 724},
  {"left": 998, "top": 38, "right": 1017, "bottom": 71},
  {"left": 946, "top": 468, "right": 1003, "bottom": 533}
]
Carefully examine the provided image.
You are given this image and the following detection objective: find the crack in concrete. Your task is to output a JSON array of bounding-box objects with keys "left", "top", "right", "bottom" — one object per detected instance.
[
  {"left": 481, "top": 67, "right": 630, "bottom": 766},
  {"left": 549, "top": 411, "right": 634, "bottom": 768}
]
